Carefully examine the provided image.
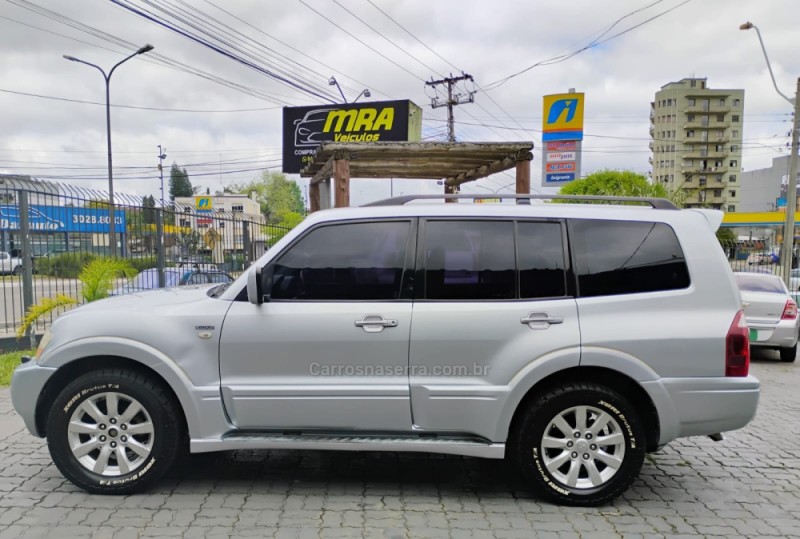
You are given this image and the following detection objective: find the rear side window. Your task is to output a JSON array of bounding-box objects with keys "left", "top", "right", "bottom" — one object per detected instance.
[
  {"left": 270, "top": 221, "right": 410, "bottom": 300},
  {"left": 569, "top": 219, "right": 690, "bottom": 297},
  {"left": 424, "top": 221, "right": 515, "bottom": 300},
  {"left": 735, "top": 274, "right": 786, "bottom": 294},
  {"left": 517, "top": 222, "right": 567, "bottom": 298}
]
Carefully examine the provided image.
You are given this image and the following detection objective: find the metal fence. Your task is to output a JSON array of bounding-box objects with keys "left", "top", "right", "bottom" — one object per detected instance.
[{"left": 0, "top": 176, "right": 290, "bottom": 343}]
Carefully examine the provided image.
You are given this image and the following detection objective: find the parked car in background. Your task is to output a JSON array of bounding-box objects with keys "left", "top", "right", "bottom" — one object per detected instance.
[
  {"left": 0, "top": 251, "right": 24, "bottom": 275},
  {"left": 112, "top": 267, "right": 233, "bottom": 295},
  {"left": 747, "top": 252, "right": 778, "bottom": 266},
  {"left": 735, "top": 272, "right": 799, "bottom": 362}
]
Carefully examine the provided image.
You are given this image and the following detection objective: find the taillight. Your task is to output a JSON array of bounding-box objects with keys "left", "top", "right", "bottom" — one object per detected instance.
[
  {"left": 726, "top": 310, "right": 750, "bottom": 377},
  {"left": 782, "top": 300, "right": 798, "bottom": 320}
]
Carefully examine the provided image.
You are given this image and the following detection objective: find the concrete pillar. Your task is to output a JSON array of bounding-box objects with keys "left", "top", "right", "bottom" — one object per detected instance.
[{"left": 319, "top": 178, "right": 332, "bottom": 210}]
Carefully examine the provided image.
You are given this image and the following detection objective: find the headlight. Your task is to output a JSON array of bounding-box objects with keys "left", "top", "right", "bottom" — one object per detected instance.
[{"left": 34, "top": 329, "right": 53, "bottom": 361}]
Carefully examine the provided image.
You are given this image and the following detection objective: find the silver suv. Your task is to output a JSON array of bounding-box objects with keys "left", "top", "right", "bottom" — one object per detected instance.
[{"left": 11, "top": 195, "right": 759, "bottom": 506}]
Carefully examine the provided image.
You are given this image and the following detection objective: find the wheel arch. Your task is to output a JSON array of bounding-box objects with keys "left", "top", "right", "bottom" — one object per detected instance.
[
  {"left": 506, "top": 366, "right": 661, "bottom": 453},
  {"left": 35, "top": 356, "right": 187, "bottom": 438}
]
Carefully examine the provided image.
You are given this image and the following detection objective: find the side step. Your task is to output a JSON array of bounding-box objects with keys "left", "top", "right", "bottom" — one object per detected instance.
[{"left": 191, "top": 432, "right": 505, "bottom": 459}]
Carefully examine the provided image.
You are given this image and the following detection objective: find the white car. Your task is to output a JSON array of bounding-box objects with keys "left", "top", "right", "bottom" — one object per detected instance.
[{"left": 735, "top": 272, "right": 799, "bottom": 362}]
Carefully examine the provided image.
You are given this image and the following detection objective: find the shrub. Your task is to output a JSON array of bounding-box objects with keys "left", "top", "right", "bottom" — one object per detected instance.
[{"left": 35, "top": 252, "right": 97, "bottom": 278}]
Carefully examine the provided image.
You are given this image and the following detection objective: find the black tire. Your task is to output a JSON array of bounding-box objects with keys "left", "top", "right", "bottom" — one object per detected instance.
[
  {"left": 780, "top": 345, "right": 797, "bottom": 363},
  {"left": 508, "top": 383, "right": 646, "bottom": 506},
  {"left": 12, "top": 265, "right": 21, "bottom": 276},
  {"left": 46, "top": 368, "right": 183, "bottom": 494}
]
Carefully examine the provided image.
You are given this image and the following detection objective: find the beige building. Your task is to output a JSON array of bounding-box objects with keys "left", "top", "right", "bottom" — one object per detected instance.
[{"left": 650, "top": 78, "right": 744, "bottom": 211}]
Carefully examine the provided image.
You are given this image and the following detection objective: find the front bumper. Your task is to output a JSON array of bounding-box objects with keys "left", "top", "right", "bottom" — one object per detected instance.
[
  {"left": 10, "top": 361, "right": 57, "bottom": 438},
  {"left": 644, "top": 375, "right": 760, "bottom": 444}
]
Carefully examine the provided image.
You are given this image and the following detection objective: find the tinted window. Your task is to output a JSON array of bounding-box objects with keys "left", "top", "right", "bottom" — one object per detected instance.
[
  {"left": 517, "top": 222, "right": 567, "bottom": 298},
  {"left": 424, "top": 221, "right": 515, "bottom": 300},
  {"left": 208, "top": 273, "right": 231, "bottom": 283},
  {"left": 735, "top": 274, "right": 786, "bottom": 294},
  {"left": 187, "top": 274, "right": 207, "bottom": 285},
  {"left": 270, "top": 221, "right": 410, "bottom": 300},
  {"left": 570, "top": 220, "right": 690, "bottom": 297}
]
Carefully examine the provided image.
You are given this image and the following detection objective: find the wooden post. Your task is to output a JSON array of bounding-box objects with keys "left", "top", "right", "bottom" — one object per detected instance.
[
  {"left": 444, "top": 181, "right": 457, "bottom": 203},
  {"left": 333, "top": 151, "right": 351, "bottom": 208},
  {"left": 309, "top": 182, "right": 320, "bottom": 213},
  {"left": 515, "top": 150, "right": 533, "bottom": 194}
]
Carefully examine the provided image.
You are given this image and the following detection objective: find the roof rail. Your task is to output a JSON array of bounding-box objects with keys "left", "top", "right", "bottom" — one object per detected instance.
[{"left": 363, "top": 194, "right": 678, "bottom": 210}]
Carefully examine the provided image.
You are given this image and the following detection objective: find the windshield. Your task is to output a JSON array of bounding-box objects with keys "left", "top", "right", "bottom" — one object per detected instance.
[{"left": 736, "top": 274, "right": 786, "bottom": 294}]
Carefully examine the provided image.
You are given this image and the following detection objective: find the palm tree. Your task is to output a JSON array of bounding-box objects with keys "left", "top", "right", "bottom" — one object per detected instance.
[{"left": 17, "top": 258, "right": 137, "bottom": 338}]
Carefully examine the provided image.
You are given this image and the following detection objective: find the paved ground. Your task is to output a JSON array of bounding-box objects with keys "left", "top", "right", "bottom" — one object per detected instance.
[{"left": 0, "top": 351, "right": 798, "bottom": 538}]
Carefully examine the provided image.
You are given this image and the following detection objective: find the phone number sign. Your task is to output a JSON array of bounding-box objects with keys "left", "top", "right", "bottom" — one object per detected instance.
[{"left": 0, "top": 205, "right": 126, "bottom": 233}]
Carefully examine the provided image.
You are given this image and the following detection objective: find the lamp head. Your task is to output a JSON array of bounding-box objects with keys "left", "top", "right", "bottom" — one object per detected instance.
[
  {"left": 328, "top": 76, "right": 337, "bottom": 86},
  {"left": 63, "top": 55, "right": 78, "bottom": 61},
  {"left": 363, "top": 89, "right": 371, "bottom": 98},
  {"left": 739, "top": 22, "right": 754, "bottom": 30},
  {"left": 137, "top": 44, "right": 154, "bottom": 54}
]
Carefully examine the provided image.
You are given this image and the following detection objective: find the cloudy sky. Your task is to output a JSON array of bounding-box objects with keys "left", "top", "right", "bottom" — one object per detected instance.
[{"left": 0, "top": 0, "right": 797, "bottom": 206}]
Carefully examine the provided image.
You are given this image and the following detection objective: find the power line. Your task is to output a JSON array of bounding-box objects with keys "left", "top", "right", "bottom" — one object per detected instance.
[
  {"left": 483, "top": 0, "right": 691, "bottom": 91},
  {"left": 0, "top": 88, "right": 282, "bottom": 112}
]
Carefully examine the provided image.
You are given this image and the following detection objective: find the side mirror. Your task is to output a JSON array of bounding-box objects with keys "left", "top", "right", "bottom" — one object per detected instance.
[
  {"left": 246, "top": 265, "right": 274, "bottom": 305},
  {"left": 247, "top": 266, "right": 263, "bottom": 305}
]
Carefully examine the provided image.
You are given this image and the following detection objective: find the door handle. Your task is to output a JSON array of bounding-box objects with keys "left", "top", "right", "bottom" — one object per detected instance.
[
  {"left": 355, "top": 314, "right": 398, "bottom": 333},
  {"left": 521, "top": 312, "right": 563, "bottom": 330}
]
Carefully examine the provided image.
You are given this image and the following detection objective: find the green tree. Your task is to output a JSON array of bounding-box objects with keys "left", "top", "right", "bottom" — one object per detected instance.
[
  {"left": 267, "top": 211, "right": 305, "bottom": 244},
  {"left": 17, "top": 258, "right": 137, "bottom": 338},
  {"left": 142, "top": 195, "right": 157, "bottom": 225},
  {"left": 229, "top": 171, "right": 304, "bottom": 222},
  {"left": 169, "top": 163, "right": 193, "bottom": 200},
  {"left": 558, "top": 170, "right": 669, "bottom": 199}
]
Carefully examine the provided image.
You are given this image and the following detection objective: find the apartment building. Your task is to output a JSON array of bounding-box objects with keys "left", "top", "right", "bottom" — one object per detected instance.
[{"left": 650, "top": 78, "right": 744, "bottom": 211}]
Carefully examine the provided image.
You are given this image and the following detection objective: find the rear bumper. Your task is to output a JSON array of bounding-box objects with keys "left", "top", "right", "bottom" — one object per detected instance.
[
  {"left": 643, "top": 375, "right": 760, "bottom": 444},
  {"left": 749, "top": 320, "right": 799, "bottom": 349}
]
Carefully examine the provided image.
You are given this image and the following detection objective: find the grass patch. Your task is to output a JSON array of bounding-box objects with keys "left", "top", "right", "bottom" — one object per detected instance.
[{"left": 0, "top": 350, "right": 32, "bottom": 386}]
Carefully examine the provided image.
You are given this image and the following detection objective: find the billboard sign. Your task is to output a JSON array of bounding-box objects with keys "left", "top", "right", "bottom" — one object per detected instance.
[
  {"left": 542, "top": 93, "right": 585, "bottom": 142},
  {"left": 195, "top": 196, "right": 213, "bottom": 210},
  {"left": 542, "top": 92, "right": 584, "bottom": 186},
  {"left": 0, "top": 205, "right": 125, "bottom": 233},
  {"left": 282, "top": 100, "right": 423, "bottom": 173}
]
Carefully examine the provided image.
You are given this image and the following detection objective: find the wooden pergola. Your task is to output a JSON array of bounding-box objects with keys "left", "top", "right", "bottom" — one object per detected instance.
[{"left": 300, "top": 141, "right": 534, "bottom": 211}]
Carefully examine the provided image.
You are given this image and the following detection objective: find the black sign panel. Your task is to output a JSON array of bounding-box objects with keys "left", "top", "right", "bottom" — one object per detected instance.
[{"left": 282, "top": 100, "right": 412, "bottom": 174}]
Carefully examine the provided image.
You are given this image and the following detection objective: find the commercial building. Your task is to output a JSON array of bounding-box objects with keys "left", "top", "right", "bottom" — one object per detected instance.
[
  {"left": 740, "top": 154, "right": 798, "bottom": 212},
  {"left": 650, "top": 78, "right": 744, "bottom": 211}
]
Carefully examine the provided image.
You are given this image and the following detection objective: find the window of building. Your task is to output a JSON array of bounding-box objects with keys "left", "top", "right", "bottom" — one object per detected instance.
[
  {"left": 728, "top": 205, "right": 736, "bottom": 212},
  {"left": 717, "top": 114, "right": 725, "bottom": 122},
  {"left": 730, "top": 160, "right": 738, "bottom": 167},
  {"left": 699, "top": 178, "right": 707, "bottom": 186},
  {"left": 731, "top": 145, "right": 739, "bottom": 152},
  {"left": 732, "top": 129, "right": 739, "bottom": 138},
  {"left": 715, "top": 144, "right": 724, "bottom": 152},
  {"left": 688, "top": 98, "right": 696, "bottom": 106},
  {"left": 732, "top": 115, "right": 740, "bottom": 122},
  {"left": 423, "top": 220, "right": 515, "bottom": 300},
  {"left": 686, "top": 130, "right": 694, "bottom": 138},
  {"left": 719, "top": 98, "right": 726, "bottom": 106},
  {"left": 270, "top": 221, "right": 411, "bottom": 301},
  {"left": 179, "top": 219, "right": 189, "bottom": 227},
  {"left": 517, "top": 222, "right": 567, "bottom": 299},
  {"left": 184, "top": 207, "right": 191, "bottom": 213},
  {"left": 729, "top": 190, "right": 737, "bottom": 197},
  {"left": 231, "top": 205, "right": 244, "bottom": 212},
  {"left": 569, "top": 220, "right": 690, "bottom": 297},
  {"left": 733, "top": 98, "right": 741, "bottom": 107},
  {"left": 714, "top": 189, "right": 722, "bottom": 197},
  {"left": 687, "top": 114, "right": 694, "bottom": 122},
  {"left": 219, "top": 221, "right": 225, "bottom": 228},
  {"left": 683, "top": 160, "right": 692, "bottom": 167},
  {"left": 690, "top": 80, "right": 697, "bottom": 87},
  {"left": 729, "top": 175, "right": 737, "bottom": 182}
]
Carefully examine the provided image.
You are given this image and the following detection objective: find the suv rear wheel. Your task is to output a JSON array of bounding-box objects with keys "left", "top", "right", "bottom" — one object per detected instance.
[
  {"left": 46, "top": 368, "right": 182, "bottom": 494},
  {"left": 509, "top": 383, "right": 646, "bottom": 506}
]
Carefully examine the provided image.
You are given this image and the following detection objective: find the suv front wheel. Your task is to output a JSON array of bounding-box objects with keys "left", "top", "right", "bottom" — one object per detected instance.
[
  {"left": 46, "top": 368, "right": 183, "bottom": 494},
  {"left": 509, "top": 383, "right": 646, "bottom": 506}
]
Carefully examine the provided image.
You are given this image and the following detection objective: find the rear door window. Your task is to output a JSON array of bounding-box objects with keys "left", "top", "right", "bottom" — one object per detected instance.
[
  {"left": 517, "top": 222, "right": 567, "bottom": 298},
  {"left": 569, "top": 219, "right": 690, "bottom": 297}
]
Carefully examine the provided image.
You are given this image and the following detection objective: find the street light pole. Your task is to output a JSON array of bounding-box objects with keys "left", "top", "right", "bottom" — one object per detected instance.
[
  {"left": 741, "top": 22, "right": 799, "bottom": 287},
  {"left": 63, "top": 44, "right": 154, "bottom": 258}
]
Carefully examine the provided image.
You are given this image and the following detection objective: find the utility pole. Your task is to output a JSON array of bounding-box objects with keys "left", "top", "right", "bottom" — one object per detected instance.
[
  {"left": 784, "top": 79, "right": 800, "bottom": 282},
  {"left": 425, "top": 73, "right": 475, "bottom": 142},
  {"left": 157, "top": 145, "right": 167, "bottom": 208}
]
